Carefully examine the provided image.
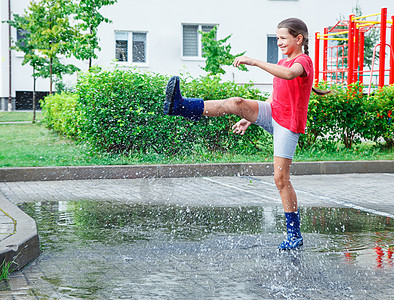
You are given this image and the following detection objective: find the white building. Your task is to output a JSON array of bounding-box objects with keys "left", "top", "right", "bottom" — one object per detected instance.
[{"left": 1, "top": 0, "right": 393, "bottom": 110}]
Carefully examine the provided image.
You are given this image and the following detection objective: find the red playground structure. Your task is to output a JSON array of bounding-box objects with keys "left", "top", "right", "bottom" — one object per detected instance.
[{"left": 314, "top": 7, "right": 394, "bottom": 93}]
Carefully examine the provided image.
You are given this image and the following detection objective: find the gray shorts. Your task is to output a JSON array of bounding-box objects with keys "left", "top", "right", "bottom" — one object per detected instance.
[{"left": 253, "top": 101, "right": 300, "bottom": 160}]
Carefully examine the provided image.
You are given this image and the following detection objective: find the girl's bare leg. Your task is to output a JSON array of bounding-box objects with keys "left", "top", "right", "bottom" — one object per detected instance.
[
  {"left": 203, "top": 97, "right": 259, "bottom": 123},
  {"left": 273, "top": 156, "right": 297, "bottom": 212},
  {"left": 275, "top": 156, "right": 303, "bottom": 249}
]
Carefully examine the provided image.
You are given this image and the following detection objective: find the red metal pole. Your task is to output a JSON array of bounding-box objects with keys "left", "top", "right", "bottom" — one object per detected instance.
[
  {"left": 354, "top": 25, "right": 359, "bottom": 82},
  {"left": 379, "top": 7, "right": 387, "bottom": 87},
  {"left": 390, "top": 15, "right": 394, "bottom": 85},
  {"left": 347, "top": 14, "right": 355, "bottom": 86},
  {"left": 323, "top": 28, "right": 328, "bottom": 82},
  {"left": 314, "top": 32, "right": 320, "bottom": 86},
  {"left": 359, "top": 30, "right": 365, "bottom": 84}
]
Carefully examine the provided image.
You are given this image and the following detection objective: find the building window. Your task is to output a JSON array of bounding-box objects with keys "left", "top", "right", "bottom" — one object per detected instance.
[
  {"left": 115, "top": 32, "right": 128, "bottom": 62},
  {"left": 17, "top": 28, "right": 29, "bottom": 48},
  {"left": 182, "top": 24, "right": 216, "bottom": 58},
  {"left": 267, "top": 35, "right": 279, "bottom": 64},
  {"left": 132, "top": 33, "right": 146, "bottom": 63},
  {"left": 115, "top": 31, "right": 147, "bottom": 63}
]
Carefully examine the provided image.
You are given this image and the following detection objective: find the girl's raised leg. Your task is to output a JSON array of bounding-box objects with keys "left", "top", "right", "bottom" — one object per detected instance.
[
  {"left": 203, "top": 97, "right": 259, "bottom": 122},
  {"left": 164, "top": 76, "right": 259, "bottom": 122}
]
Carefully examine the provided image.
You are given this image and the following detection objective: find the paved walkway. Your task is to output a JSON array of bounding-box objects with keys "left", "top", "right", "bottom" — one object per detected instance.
[
  {"left": 0, "top": 173, "right": 393, "bottom": 299},
  {"left": 2, "top": 173, "right": 394, "bottom": 217}
]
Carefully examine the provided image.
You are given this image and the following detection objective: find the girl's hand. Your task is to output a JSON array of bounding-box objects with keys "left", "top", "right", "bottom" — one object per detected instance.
[
  {"left": 232, "top": 118, "right": 252, "bottom": 135},
  {"left": 233, "top": 56, "right": 256, "bottom": 68}
]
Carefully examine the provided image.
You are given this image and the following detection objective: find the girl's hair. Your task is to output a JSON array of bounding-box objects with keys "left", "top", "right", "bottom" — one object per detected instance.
[
  {"left": 278, "top": 18, "right": 309, "bottom": 55},
  {"left": 312, "top": 86, "right": 332, "bottom": 96},
  {"left": 278, "top": 18, "right": 332, "bottom": 96}
]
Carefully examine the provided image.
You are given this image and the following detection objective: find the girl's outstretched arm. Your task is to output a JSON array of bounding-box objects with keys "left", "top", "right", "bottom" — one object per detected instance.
[{"left": 233, "top": 55, "right": 304, "bottom": 80}]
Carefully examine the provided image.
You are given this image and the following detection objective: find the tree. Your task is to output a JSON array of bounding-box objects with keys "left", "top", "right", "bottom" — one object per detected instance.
[
  {"left": 8, "top": 12, "right": 78, "bottom": 120},
  {"left": 73, "top": 0, "right": 117, "bottom": 69},
  {"left": 200, "top": 26, "right": 248, "bottom": 76},
  {"left": 8, "top": 14, "right": 46, "bottom": 122},
  {"left": 7, "top": 0, "right": 117, "bottom": 97},
  {"left": 21, "top": 0, "right": 80, "bottom": 94}
]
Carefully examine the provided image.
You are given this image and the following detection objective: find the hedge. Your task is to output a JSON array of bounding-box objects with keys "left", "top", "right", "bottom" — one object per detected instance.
[
  {"left": 366, "top": 85, "right": 394, "bottom": 147},
  {"left": 40, "top": 92, "right": 79, "bottom": 137},
  {"left": 302, "top": 82, "right": 394, "bottom": 149},
  {"left": 41, "top": 69, "right": 394, "bottom": 155},
  {"left": 74, "top": 69, "right": 271, "bottom": 155}
]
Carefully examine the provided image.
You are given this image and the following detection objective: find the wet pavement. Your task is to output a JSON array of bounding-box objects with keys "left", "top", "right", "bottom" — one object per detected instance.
[{"left": 0, "top": 173, "right": 393, "bottom": 299}]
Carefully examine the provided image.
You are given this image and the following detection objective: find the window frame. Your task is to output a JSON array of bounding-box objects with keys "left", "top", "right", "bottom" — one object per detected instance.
[
  {"left": 267, "top": 34, "right": 280, "bottom": 64},
  {"left": 14, "top": 28, "right": 29, "bottom": 58},
  {"left": 181, "top": 23, "right": 217, "bottom": 61},
  {"left": 266, "top": 34, "right": 286, "bottom": 63},
  {"left": 16, "top": 28, "right": 29, "bottom": 48},
  {"left": 114, "top": 30, "right": 148, "bottom": 66}
]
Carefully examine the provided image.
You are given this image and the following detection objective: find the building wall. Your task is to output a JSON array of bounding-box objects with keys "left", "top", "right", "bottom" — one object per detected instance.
[
  {"left": 1, "top": 0, "right": 393, "bottom": 110},
  {"left": 0, "top": 0, "right": 10, "bottom": 109}
]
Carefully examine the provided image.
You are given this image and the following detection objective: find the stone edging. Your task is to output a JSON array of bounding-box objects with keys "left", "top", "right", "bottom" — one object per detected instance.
[
  {"left": 0, "top": 160, "right": 394, "bottom": 182},
  {"left": 0, "top": 195, "right": 40, "bottom": 272}
]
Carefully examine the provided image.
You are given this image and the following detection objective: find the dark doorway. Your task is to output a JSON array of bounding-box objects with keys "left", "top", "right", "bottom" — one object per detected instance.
[{"left": 15, "top": 91, "right": 49, "bottom": 110}]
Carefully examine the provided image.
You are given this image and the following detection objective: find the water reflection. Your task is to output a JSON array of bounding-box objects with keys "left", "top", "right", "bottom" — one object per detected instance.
[
  {"left": 18, "top": 201, "right": 393, "bottom": 299},
  {"left": 19, "top": 201, "right": 393, "bottom": 267}
]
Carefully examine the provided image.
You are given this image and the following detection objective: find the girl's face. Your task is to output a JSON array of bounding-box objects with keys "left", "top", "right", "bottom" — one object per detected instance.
[{"left": 276, "top": 27, "right": 303, "bottom": 57}]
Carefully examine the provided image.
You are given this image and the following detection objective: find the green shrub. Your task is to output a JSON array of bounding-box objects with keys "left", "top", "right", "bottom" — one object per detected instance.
[
  {"left": 75, "top": 69, "right": 270, "bottom": 155},
  {"left": 42, "top": 70, "right": 393, "bottom": 158},
  {"left": 181, "top": 75, "right": 270, "bottom": 154},
  {"left": 40, "top": 92, "right": 79, "bottom": 137},
  {"left": 302, "top": 82, "right": 373, "bottom": 149},
  {"left": 333, "top": 82, "right": 371, "bottom": 148},
  {"left": 366, "top": 85, "right": 394, "bottom": 147},
  {"left": 300, "top": 82, "right": 340, "bottom": 148}
]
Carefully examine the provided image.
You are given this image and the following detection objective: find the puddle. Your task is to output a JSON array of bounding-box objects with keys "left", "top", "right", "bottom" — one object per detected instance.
[{"left": 19, "top": 201, "right": 393, "bottom": 299}]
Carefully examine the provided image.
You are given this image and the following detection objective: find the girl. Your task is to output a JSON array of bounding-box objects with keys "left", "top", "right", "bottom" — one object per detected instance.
[{"left": 164, "top": 18, "right": 324, "bottom": 250}]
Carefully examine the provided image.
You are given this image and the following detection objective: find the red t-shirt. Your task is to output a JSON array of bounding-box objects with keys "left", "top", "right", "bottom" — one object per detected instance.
[{"left": 271, "top": 54, "right": 314, "bottom": 134}]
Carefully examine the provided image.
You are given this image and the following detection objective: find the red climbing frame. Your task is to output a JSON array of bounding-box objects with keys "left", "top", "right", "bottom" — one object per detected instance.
[{"left": 314, "top": 7, "right": 394, "bottom": 91}]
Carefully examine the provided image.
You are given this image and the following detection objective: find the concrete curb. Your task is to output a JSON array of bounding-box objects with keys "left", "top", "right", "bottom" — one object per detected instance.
[
  {"left": 0, "top": 160, "right": 394, "bottom": 182},
  {"left": 0, "top": 195, "right": 40, "bottom": 272}
]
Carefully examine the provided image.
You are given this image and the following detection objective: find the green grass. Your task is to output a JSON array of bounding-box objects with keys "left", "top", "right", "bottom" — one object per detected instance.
[
  {"left": 0, "top": 117, "right": 393, "bottom": 168},
  {"left": 0, "top": 123, "right": 273, "bottom": 167},
  {"left": 0, "top": 111, "right": 43, "bottom": 123},
  {"left": 0, "top": 259, "right": 16, "bottom": 281},
  {"left": 0, "top": 123, "right": 109, "bottom": 167},
  {"left": 295, "top": 142, "right": 394, "bottom": 162}
]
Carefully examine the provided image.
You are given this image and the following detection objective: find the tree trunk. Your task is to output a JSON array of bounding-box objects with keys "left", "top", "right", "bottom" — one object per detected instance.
[
  {"left": 50, "top": 57, "right": 53, "bottom": 94},
  {"left": 384, "top": 137, "right": 394, "bottom": 148},
  {"left": 343, "top": 131, "right": 353, "bottom": 149},
  {"left": 88, "top": 26, "right": 93, "bottom": 71},
  {"left": 32, "top": 74, "right": 36, "bottom": 124}
]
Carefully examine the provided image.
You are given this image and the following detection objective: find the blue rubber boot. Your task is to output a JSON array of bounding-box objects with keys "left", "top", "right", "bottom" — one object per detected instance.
[
  {"left": 164, "top": 76, "right": 204, "bottom": 121},
  {"left": 278, "top": 210, "right": 303, "bottom": 250}
]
